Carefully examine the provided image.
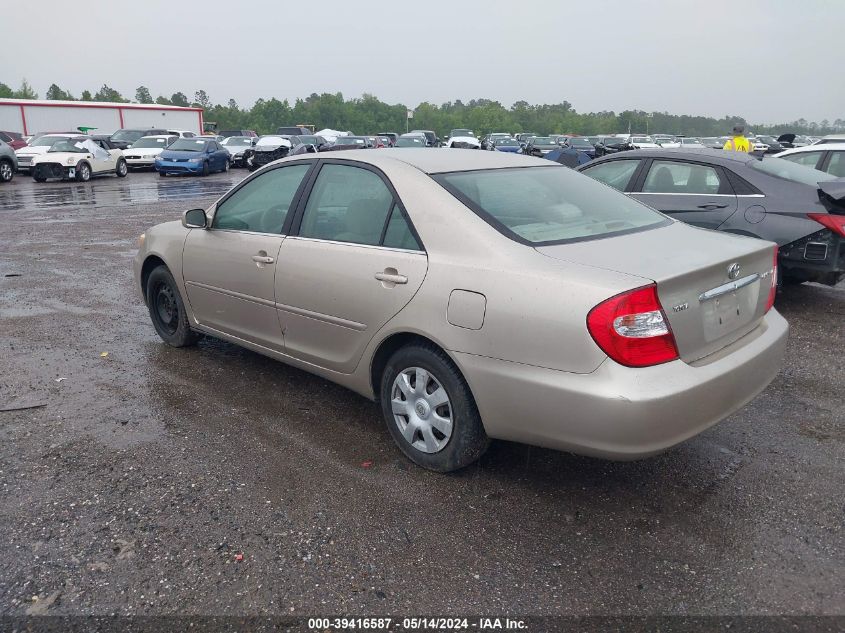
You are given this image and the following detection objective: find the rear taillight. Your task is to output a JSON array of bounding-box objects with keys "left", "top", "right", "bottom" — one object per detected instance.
[
  {"left": 587, "top": 284, "right": 679, "bottom": 368},
  {"left": 765, "top": 246, "right": 778, "bottom": 312},
  {"left": 807, "top": 213, "right": 845, "bottom": 237}
]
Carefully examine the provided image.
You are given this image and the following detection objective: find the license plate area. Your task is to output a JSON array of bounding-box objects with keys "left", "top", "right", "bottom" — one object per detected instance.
[
  {"left": 68, "top": 168, "right": 75, "bottom": 178},
  {"left": 700, "top": 277, "right": 759, "bottom": 342}
]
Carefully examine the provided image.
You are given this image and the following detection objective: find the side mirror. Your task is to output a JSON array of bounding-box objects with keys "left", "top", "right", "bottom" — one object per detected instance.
[{"left": 182, "top": 208, "right": 207, "bottom": 229}]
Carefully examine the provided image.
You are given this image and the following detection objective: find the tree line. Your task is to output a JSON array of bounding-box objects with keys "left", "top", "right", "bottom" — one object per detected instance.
[{"left": 2, "top": 78, "right": 842, "bottom": 138}]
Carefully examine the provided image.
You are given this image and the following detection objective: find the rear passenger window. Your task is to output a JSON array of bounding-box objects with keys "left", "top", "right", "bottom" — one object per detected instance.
[
  {"left": 643, "top": 161, "right": 722, "bottom": 194},
  {"left": 779, "top": 151, "right": 822, "bottom": 169},
  {"left": 213, "top": 163, "right": 311, "bottom": 233},
  {"left": 826, "top": 152, "right": 845, "bottom": 178},
  {"left": 299, "top": 164, "right": 395, "bottom": 246},
  {"left": 582, "top": 159, "right": 639, "bottom": 191},
  {"left": 382, "top": 206, "right": 421, "bottom": 250}
]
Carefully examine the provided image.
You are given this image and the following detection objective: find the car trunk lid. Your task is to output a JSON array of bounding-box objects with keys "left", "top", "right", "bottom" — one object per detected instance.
[{"left": 536, "top": 222, "right": 776, "bottom": 363}]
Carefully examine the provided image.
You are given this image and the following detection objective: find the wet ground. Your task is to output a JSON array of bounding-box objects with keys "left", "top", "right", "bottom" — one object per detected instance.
[{"left": 0, "top": 170, "right": 842, "bottom": 618}]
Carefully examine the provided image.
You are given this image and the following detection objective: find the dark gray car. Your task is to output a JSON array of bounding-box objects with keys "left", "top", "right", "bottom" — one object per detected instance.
[
  {"left": 577, "top": 149, "right": 845, "bottom": 285},
  {"left": 0, "top": 139, "right": 17, "bottom": 183}
]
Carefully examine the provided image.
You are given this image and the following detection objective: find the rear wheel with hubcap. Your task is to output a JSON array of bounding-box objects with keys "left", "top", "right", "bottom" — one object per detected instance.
[
  {"left": 116, "top": 159, "right": 128, "bottom": 177},
  {"left": 0, "top": 159, "right": 13, "bottom": 182},
  {"left": 380, "top": 343, "right": 489, "bottom": 471}
]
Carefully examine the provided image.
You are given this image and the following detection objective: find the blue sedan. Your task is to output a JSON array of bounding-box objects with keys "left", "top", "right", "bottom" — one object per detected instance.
[{"left": 156, "top": 138, "right": 230, "bottom": 177}]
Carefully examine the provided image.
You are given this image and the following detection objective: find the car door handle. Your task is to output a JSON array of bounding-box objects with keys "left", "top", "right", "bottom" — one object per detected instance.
[
  {"left": 697, "top": 202, "right": 729, "bottom": 209},
  {"left": 374, "top": 272, "right": 408, "bottom": 284},
  {"left": 252, "top": 254, "right": 275, "bottom": 264}
]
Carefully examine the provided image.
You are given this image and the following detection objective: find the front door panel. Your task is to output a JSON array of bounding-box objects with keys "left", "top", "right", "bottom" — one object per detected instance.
[{"left": 183, "top": 230, "right": 285, "bottom": 350}]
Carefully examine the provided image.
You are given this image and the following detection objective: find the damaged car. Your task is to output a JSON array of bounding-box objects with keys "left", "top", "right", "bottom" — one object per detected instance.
[
  {"left": 243, "top": 135, "right": 293, "bottom": 171},
  {"left": 30, "top": 136, "right": 128, "bottom": 182},
  {"left": 578, "top": 149, "right": 845, "bottom": 286}
]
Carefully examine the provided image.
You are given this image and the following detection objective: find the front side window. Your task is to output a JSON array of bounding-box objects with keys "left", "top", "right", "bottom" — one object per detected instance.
[
  {"left": 582, "top": 159, "right": 640, "bottom": 191},
  {"left": 778, "top": 151, "right": 823, "bottom": 169},
  {"left": 299, "top": 164, "right": 395, "bottom": 246},
  {"left": 434, "top": 166, "right": 667, "bottom": 245},
  {"left": 213, "top": 163, "right": 311, "bottom": 234},
  {"left": 642, "top": 160, "right": 722, "bottom": 194}
]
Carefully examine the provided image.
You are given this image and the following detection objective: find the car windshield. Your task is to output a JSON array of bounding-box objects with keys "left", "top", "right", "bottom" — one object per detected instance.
[
  {"left": 111, "top": 130, "right": 146, "bottom": 142},
  {"left": 757, "top": 136, "right": 776, "bottom": 143},
  {"left": 532, "top": 137, "right": 553, "bottom": 144},
  {"left": 752, "top": 157, "right": 837, "bottom": 185},
  {"left": 632, "top": 137, "right": 653, "bottom": 143},
  {"left": 680, "top": 138, "right": 701, "bottom": 144},
  {"left": 297, "top": 136, "right": 322, "bottom": 145},
  {"left": 495, "top": 139, "right": 519, "bottom": 146},
  {"left": 131, "top": 137, "right": 172, "bottom": 149},
  {"left": 336, "top": 137, "right": 366, "bottom": 145},
  {"left": 396, "top": 137, "right": 425, "bottom": 147},
  {"left": 222, "top": 137, "right": 253, "bottom": 146},
  {"left": 451, "top": 130, "right": 473, "bottom": 137},
  {"left": 168, "top": 139, "right": 208, "bottom": 152},
  {"left": 568, "top": 138, "right": 592, "bottom": 147},
  {"left": 31, "top": 135, "right": 70, "bottom": 147},
  {"left": 48, "top": 140, "right": 89, "bottom": 153},
  {"left": 434, "top": 166, "right": 667, "bottom": 245}
]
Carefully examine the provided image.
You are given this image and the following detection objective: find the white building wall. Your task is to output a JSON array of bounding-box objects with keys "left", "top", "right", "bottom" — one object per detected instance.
[
  {"left": 121, "top": 108, "right": 201, "bottom": 133},
  {"left": 24, "top": 105, "right": 121, "bottom": 135},
  {"left": 0, "top": 101, "right": 202, "bottom": 136}
]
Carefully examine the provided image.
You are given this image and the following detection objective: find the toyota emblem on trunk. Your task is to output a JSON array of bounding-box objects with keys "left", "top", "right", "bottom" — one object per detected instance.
[{"left": 727, "top": 263, "right": 741, "bottom": 279}]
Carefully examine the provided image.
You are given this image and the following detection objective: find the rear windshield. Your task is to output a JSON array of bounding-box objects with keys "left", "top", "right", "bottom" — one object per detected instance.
[
  {"left": 433, "top": 166, "right": 669, "bottom": 245},
  {"left": 752, "top": 157, "right": 837, "bottom": 186},
  {"left": 131, "top": 137, "right": 173, "bottom": 148}
]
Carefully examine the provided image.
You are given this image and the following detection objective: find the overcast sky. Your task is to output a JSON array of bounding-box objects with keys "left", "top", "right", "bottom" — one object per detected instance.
[{"left": 6, "top": 0, "right": 842, "bottom": 124}]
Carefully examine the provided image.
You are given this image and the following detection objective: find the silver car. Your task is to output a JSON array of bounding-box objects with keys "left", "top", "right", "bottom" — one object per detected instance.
[{"left": 134, "top": 150, "right": 788, "bottom": 471}]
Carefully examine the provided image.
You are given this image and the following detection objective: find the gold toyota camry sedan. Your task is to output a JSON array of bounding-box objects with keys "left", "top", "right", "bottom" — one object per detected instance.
[{"left": 134, "top": 149, "right": 788, "bottom": 471}]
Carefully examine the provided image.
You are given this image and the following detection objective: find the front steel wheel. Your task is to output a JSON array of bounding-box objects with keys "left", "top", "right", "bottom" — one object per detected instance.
[{"left": 146, "top": 266, "right": 199, "bottom": 347}]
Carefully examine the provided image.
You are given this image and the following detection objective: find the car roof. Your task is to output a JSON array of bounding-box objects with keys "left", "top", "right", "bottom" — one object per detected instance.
[
  {"left": 778, "top": 143, "right": 845, "bottom": 155},
  {"left": 315, "top": 148, "right": 552, "bottom": 174},
  {"left": 139, "top": 134, "right": 176, "bottom": 139},
  {"left": 593, "top": 148, "right": 757, "bottom": 165}
]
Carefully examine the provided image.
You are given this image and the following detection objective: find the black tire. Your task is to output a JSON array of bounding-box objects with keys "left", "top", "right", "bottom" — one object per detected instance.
[
  {"left": 76, "top": 162, "right": 91, "bottom": 182},
  {"left": 115, "top": 159, "right": 128, "bottom": 177},
  {"left": 33, "top": 175, "right": 47, "bottom": 183},
  {"left": 222, "top": 159, "right": 229, "bottom": 173},
  {"left": 159, "top": 170, "right": 167, "bottom": 178},
  {"left": 145, "top": 266, "right": 199, "bottom": 348},
  {"left": 0, "top": 159, "right": 13, "bottom": 182},
  {"left": 380, "top": 343, "right": 489, "bottom": 472},
  {"left": 201, "top": 161, "right": 209, "bottom": 177}
]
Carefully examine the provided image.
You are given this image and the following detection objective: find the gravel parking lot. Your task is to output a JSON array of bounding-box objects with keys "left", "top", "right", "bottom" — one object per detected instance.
[{"left": 0, "top": 171, "right": 842, "bottom": 618}]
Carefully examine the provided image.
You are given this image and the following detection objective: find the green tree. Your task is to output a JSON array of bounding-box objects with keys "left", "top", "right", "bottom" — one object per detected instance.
[
  {"left": 170, "top": 92, "right": 189, "bottom": 107},
  {"left": 155, "top": 95, "right": 172, "bottom": 105},
  {"left": 80, "top": 90, "right": 93, "bottom": 101},
  {"left": 13, "top": 79, "right": 38, "bottom": 99},
  {"left": 45, "top": 84, "right": 75, "bottom": 100},
  {"left": 193, "top": 89, "right": 211, "bottom": 109},
  {"left": 135, "top": 86, "right": 153, "bottom": 104},
  {"left": 94, "top": 84, "right": 127, "bottom": 103},
  {"left": 0, "top": 82, "right": 14, "bottom": 98}
]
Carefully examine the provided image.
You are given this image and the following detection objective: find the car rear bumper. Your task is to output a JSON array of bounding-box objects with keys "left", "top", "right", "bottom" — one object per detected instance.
[
  {"left": 454, "top": 309, "right": 788, "bottom": 460},
  {"left": 780, "top": 229, "right": 845, "bottom": 285},
  {"left": 126, "top": 157, "right": 156, "bottom": 167}
]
